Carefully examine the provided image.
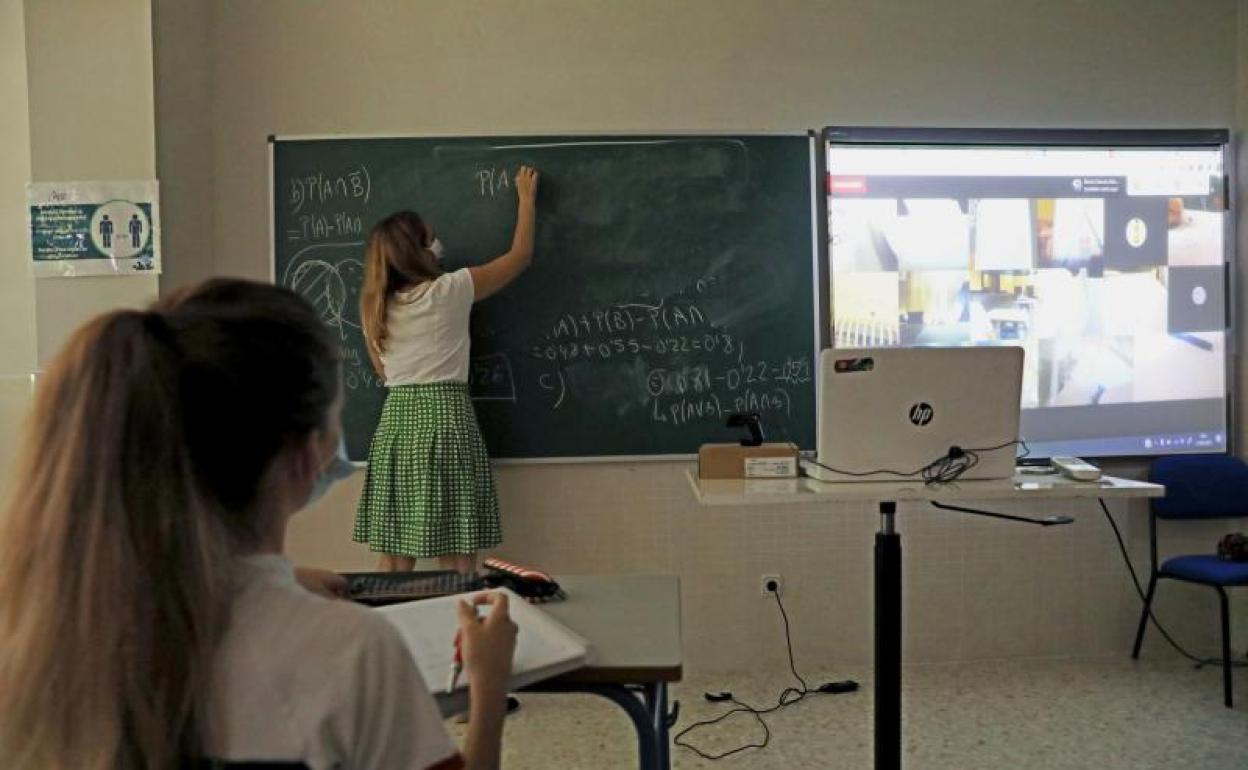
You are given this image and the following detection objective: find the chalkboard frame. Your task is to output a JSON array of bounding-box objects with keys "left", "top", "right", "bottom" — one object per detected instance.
[{"left": 268, "top": 131, "right": 826, "bottom": 463}]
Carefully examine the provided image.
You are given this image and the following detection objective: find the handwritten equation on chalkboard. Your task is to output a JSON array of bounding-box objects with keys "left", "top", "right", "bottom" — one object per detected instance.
[
  {"left": 525, "top": 284, "right": 811, "bottom": 427},
  {"left": 282, "top": 242, "right": 809, "bottom": 428}
]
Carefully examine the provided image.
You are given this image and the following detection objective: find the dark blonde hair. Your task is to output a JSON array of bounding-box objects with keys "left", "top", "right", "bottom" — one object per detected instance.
[
  {"left": 0, "top": 279, "right": 337, "bottom": 769},
  {"left": 359, "top": 210, "right": 443, "bottom": 375}
]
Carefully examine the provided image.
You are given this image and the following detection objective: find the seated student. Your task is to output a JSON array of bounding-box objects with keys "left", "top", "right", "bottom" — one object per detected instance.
[{"left": 0, "top": 279, "right": 515, "bottom": 770}]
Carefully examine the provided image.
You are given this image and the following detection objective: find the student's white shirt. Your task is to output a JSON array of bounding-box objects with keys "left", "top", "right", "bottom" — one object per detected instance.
[
  {"left": 204, "top": 554, "right": 463, "bottom": 770},
  {"left": 380, "top": 269, "right": 475, "bottom": 386}
]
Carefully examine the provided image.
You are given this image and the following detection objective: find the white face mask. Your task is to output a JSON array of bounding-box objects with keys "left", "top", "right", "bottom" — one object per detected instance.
[
  {"left": 305, "top": 436, "right": 356, "bottom": 509},
  {"left": 428, "top": 237, "right": 446, "bottom": 263}
]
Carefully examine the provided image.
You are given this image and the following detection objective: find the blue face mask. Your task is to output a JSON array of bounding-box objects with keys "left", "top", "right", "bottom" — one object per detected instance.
[{"left": 306, "top": 436, "right": 356, "bottom": 509}]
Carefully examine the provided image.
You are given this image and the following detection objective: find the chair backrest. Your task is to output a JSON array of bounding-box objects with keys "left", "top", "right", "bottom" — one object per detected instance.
[{"left": 1149, "top": 454, "right": 1248, "bottom": 520}]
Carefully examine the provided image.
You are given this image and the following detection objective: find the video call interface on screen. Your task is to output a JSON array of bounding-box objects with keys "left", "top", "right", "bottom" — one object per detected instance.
[{"left": 826, "top": 143, "right": 1228, "bottom": 458}]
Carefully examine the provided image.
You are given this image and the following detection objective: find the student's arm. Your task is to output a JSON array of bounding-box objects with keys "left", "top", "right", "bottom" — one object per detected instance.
[
  {"left": 344, "top": 621, "right": 465, "bottom": 770},
  {"left": 458, "top": 592, "right": 518, "bottom": 770},
  {"left": 293, "top": 566, "right": 347, "bottom": 599},
  {"left": 468, "top": 166, "right": 539, "bottom": 302}
]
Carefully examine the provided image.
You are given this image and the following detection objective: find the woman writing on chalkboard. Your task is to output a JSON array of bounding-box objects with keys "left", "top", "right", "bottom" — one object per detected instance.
[
  {"left": 355, "top": 165, "right": 539, "bottom": 574},
  {"left": 0, "top": 279, "right": 517, "bottom": 769}
]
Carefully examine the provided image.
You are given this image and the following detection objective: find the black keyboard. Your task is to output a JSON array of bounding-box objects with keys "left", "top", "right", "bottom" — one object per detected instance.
[{"left": 343, "top": 570, "right": 484, "bottom": 606}]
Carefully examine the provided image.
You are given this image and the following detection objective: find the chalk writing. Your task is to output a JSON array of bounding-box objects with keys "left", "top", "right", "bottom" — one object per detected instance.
[
  {"left": 528, "top": 332, "right": 739, "bottom": 364},
  {"left": 475, "top": 167, "right": 513, "bottom": 197},
  {"left": 649, "top": 387, "right": 794, "bottom": 426},
  {"left": 469, "top": 353, "right": 517, "bottom": 402},
  {"left": 545, "top": 301, "right": 710, "bottom": 340},
  {"left": 289, "top": 212, "right": 363, "bottom": 242},
  {"left": 645, "top": 360, "right": 806, "bottom": 425},
  {"left": 289, "top": 167, "right": 372, "bottom": 214},
  {"left": 538, "top": 370, "right": 567, "bottom": 409},
  {"left": 653, "top": 393, "right": 726, "bottom": 426},
  {"left": 519, "top": 283, "right": 809, "bottom": 430},
  {"left": 646, "top": 366, "right": 714, "bottom": 397},
  {"left": 280, "top": 243, "right": 365, "bottom": 340},
  {"left": 340, "top": 345, "right": 381, "bottom": 391}
]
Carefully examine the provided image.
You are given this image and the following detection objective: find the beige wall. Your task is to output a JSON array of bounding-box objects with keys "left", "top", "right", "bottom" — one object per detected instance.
[
  {"left": 206, "top": 0, "right": 1238, "bottom": 280},
  {"left": 24, "top": 0, "right": 159, "bottom": 364},
  {"left": 0, "top": 0, "right": 35, "bottom": 491},
  {"left": 2, "top": 0, "right": 160, "bottom": 512},
  {"left": 157, "top": 0, "right": 1247, "bottom": 674},
  {"left": 0, "top": 0, "right": 33, "bottom": 375},
  {"left": 154, "top": 0, "right": 215, "bottom": 293}
]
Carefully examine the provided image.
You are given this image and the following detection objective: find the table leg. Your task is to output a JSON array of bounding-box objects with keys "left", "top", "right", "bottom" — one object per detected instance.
[
  {"left": 876, "top": 501, "right": 902, "bottom": 770},
  {"left": 523, "top": 681, "right": 663, "bottom": 770},
  {"left": 642, "top": 682, "right": 671, "bottom": 768}
]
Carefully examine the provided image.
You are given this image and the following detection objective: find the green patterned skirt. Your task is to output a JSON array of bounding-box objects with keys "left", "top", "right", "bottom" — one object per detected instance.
[{"left": 353, "top": 381, "right": 501, "bottom": 558}]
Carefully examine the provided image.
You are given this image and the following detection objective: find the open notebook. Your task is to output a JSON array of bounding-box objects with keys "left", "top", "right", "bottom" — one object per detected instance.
[{"left": 376, "top": 587, "right": 590, "bottom": 716}]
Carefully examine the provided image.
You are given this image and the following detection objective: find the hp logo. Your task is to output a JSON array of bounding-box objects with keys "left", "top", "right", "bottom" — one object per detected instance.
[{"left": 909, "top": 402, "right": 934, "bottom": 426}]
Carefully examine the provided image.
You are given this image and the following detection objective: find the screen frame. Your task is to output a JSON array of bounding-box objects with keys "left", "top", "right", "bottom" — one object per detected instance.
[{"left": 820, "top": 126, "right": 1234, "bottom": 460}]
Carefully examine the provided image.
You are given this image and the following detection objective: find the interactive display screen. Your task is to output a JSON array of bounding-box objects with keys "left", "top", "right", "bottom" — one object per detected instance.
[{"left": 825, "top": 129, "right": 1230, "bottom": 458}]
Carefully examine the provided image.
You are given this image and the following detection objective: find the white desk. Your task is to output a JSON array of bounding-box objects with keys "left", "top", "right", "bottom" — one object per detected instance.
[
  {"left": 687, "top": 468, "right": 1164, "bottom": 770},
  {"left": 436, "top": 575, "right": 682, "bottom": 770},
  {"left": 525, "top": 575, "right": 681, "bottom": 770},
  {"left": 687, "top": 469, "right": 1162, "bottom": 505}
]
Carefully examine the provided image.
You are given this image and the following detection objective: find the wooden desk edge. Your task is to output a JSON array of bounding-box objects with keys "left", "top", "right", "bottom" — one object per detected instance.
[{"left": 548, "top": 664, "right": 684, "bottom": 685}]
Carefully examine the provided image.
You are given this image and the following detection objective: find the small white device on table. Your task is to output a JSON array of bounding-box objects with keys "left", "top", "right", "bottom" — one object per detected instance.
[{"left": 1050, "top": 456, "right": 1102, "bottom": 480}]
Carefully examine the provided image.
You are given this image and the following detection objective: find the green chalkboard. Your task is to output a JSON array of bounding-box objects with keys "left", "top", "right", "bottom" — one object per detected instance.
[{"left": 272, "top": 134, "right": 818, "bottom": 460}]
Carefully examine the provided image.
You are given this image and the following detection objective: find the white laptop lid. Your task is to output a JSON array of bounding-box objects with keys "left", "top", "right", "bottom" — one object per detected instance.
[{"left": 812, "top": 347, "right": 1024, "bottom": 482}]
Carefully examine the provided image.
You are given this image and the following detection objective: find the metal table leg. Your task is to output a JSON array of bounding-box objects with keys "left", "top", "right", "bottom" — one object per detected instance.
[
  {"left": 642, "top": 682, "right": 672, "bottom": 768},
  {"left": 876, "top": 501, "right": 902, "bottom": 770},
  {"left": 523, "top": 681, "right": 667, "bottom": 770}
]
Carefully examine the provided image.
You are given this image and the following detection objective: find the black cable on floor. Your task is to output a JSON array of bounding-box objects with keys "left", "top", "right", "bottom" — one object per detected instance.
[
  {"left": 672, "top": 590, "right": 858, "bottom": 760},
  {"left": 1100, "top": 498, "right": 1247, "bottom": 669}
]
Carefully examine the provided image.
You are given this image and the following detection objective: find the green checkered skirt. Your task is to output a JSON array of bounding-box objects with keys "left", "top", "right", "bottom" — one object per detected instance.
[{"left": 353, "top": 381, "right": 501, "bottom": 558}]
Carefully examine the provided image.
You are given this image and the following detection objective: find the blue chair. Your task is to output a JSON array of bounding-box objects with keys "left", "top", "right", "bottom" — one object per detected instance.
[{"left": 1133, "top": 455, "right": 1248, "bottom": 707}]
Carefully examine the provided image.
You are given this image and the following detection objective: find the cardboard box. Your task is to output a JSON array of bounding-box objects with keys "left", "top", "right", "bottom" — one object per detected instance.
[{"left": 698, "top": 443, "right": 799, "bottom": 479}]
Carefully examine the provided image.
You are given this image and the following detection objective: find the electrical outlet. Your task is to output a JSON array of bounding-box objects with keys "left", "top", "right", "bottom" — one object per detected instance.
[{"left": 760, "top": 574, "right": 783, "bottom": 597}]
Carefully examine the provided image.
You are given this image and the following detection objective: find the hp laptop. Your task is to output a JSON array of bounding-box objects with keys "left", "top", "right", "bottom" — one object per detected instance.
[{"left": 808, "top": 346, "right": 1024, "bottom": 483}]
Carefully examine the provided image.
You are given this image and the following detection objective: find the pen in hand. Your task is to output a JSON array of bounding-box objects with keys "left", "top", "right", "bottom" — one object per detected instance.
[
  {"left": 445, "top": 630, "right": 463, "bottom": 694},
  {"left": 446, "top": 599, "right": 485, "bottom": 693},
  {"left": 446, "top": 591, "right": 517, "bottom": 698}
]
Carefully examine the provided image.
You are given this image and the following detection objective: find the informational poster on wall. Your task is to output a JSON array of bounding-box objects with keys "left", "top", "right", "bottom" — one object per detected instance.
[{"left": 27, "top": 180, "right": 161, "bottom": 277}]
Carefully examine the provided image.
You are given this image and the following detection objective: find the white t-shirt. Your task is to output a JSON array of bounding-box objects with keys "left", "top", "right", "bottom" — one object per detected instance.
[
  {"left": 203, "top": 555, "right": 463, "bottom": 770},
  {"left": 380, "top": 269, "right": 475, "bottom": 386}
]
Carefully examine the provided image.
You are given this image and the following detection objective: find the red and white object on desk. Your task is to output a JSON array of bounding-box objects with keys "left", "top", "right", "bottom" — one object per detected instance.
[{"left": 483, "top": 556, "right": 566, "bottom": 602}]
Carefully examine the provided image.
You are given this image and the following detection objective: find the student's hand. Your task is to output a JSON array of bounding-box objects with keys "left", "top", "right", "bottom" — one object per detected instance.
[
  {"left": 514, "top": 166, "right": 539, "bottom": 204},
  {"left": 457, "top": 591, "right": 517, "bottom": 692},
  {"left": 294, "top": 566, "right": 348, "bottom": 599}
]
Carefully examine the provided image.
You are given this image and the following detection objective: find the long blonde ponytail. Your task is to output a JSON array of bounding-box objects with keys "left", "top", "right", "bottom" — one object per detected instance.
[
  {"left": 0, "top": 279, "right": 338, "bottom": 769},
  {"left": 359, "top": 210, "right": 442, "bottom": 376},
  {"left": 0, "top": 311, "right": 228, "bottom": 768}
]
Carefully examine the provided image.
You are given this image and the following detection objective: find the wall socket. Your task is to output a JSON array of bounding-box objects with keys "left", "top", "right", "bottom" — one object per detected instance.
[{"left": 760, "top": 574, "right": 783, "bottom": 597}]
